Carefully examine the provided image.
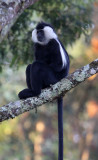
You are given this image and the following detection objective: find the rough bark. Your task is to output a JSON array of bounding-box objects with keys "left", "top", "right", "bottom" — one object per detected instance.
[
  {"left": 0, "top": 59, "right": 98, "bottom": 122},
  {"left": 0, "top": 0, "right": 39, "bottom": 43}
]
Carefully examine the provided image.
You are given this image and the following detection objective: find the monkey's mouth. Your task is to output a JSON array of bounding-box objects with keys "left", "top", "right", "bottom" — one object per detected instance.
[
  {"left": 37, "top": 36, "right": 45, "bottom": 42},
  {"left": 37, "top": 34, "right": 45, "bottom": 42}
]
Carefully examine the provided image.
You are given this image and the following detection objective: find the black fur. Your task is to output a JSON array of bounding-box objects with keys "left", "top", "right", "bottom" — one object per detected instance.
[
  {"left": 18, "top": 38, "right": 69, "bottom": 99},
  {"left": 18, "top": 22, "right": 70, "bottom": 160},
  {"left": 36, "top": 21, "right": 53, "bottom": 30}
]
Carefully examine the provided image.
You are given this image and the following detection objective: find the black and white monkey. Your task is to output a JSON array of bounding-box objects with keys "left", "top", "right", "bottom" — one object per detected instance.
[{"left": 18, "top": 22, "right": 70, "bottom": 160}]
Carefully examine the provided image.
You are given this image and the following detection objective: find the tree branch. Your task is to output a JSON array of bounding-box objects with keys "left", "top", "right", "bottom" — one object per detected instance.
[
  {"left": 0, "top": 59, "right": 98, "bottom": 122},
  {"left": 0, "top": 0, "right": 39, "bottom": 43}
]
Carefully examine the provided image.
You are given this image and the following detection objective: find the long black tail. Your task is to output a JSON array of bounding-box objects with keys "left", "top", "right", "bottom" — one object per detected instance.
[{"left": 57, "top": 97, "right": 63, "bottom": 160}]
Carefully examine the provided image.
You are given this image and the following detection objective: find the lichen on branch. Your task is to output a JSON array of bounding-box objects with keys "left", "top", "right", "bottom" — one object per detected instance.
[{"left": 0, "top": 59, "right": 98, "bottom": 122}]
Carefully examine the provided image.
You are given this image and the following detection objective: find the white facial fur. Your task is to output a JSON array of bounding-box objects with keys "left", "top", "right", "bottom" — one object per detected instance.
[
  {"left": 32, "top": 29, "right": 37, "bottom": 43},
  {"left": 44, "top": 26, "right": 57, "bottom": 41},
  {"left": 44, "top": 27, "right": 66, "bottom": 67},
  {"left": 32, "top": 26, "right": 57, "bottom": 45},
  {"left": 44, "top": 27, "right": 67, "bottom": 67}
]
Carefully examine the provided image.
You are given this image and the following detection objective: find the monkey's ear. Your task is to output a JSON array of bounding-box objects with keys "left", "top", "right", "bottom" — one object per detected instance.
[{"left": 32, "top": 29, "right": 38, "bottom": 43}]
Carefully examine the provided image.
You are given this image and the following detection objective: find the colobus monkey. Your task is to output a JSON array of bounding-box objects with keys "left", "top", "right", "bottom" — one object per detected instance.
[{"left": 18, "top": 22, "right": 70, "bottom": 160}]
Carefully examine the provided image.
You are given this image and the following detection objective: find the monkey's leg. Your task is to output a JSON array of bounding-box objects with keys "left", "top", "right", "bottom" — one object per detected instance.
[
  {"left": 26, "top": 64, "right": 32, "bottom": 89},
  {"left": 30, "top": 61, "right": 58, "bottom": 96},
  {"left": 30, "top": 62, "right": 43, "bottom": 96},
  {"left": 18, "top": 62, "right": 46, "bottom": 99},
  {"left": 42, "top": 69, "right": 58, "bottom": 88},
  {"left": 18, "top": 88, "right": 34, "bottom": 99}
]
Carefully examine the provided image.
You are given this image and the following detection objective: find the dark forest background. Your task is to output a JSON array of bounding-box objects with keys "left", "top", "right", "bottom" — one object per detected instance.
[{"left": 0, "top": 1, "right": 98, "bottom": 160}]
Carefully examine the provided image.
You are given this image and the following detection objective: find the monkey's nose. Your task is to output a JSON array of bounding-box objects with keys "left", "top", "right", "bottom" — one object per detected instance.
[
  {"left": 37, "top": 32, "right": 42, "bottom": 38},
  {"left": 37, "top": 31, "right": 44, "bottom": 41}
]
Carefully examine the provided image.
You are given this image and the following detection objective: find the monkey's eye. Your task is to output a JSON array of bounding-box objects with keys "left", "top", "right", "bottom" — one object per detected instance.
[{"left": 37, "top": 29, "right": 43, "bottom": 34}]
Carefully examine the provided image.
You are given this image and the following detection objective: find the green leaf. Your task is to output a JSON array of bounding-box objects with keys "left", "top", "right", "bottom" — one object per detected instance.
[
  {"left": 10, "top": 54, "right": 18, "bottom": 67},
  {"left": 0, "top": 66, "right": 2, "bottom": 72}
]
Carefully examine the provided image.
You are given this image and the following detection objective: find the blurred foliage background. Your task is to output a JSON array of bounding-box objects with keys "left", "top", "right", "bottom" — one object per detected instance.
[{"left": 0, "top": 0, "right": 98, "bottom": 160}]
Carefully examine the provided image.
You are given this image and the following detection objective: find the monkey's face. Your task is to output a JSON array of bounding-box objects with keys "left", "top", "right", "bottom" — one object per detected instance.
[
  {"left": 36, "top": 29, "right": 45, "bottom": 42},
  {"left": 32, "top": 22, "right": 57, "bottom": 45}
]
